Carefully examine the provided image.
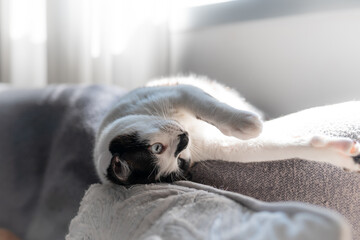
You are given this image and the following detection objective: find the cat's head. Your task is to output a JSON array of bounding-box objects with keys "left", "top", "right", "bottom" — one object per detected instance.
[{"left": 94, "top": 115, "right": 192, "bottom": 185}]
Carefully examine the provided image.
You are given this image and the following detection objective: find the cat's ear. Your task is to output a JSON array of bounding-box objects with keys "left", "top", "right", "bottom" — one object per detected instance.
[{"left": 110, "top": 154, "right": 131, "bottom": 182}]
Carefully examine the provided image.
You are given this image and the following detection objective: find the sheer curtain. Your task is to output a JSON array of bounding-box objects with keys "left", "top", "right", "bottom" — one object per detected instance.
[{"left": 0, "top": 0, "right": 172, "bottom": 88}]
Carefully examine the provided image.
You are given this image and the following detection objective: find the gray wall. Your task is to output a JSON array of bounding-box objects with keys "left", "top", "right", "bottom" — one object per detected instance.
[{"left": 169, "top": 1, "right": 360, "bottom": 118}]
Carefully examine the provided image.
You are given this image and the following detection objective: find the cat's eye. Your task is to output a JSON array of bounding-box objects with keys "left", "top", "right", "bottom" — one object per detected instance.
[{"left": 151, "top": 143, "right": 164, "bottom": 154}]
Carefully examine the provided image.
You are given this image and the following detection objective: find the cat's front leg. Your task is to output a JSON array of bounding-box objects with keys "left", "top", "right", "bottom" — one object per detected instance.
[
  {"left": 195, "top": 134, "right": 360, "bottom": 171},
  {"left": 176, "top": 85, "right": 263, "bottom": 140}
]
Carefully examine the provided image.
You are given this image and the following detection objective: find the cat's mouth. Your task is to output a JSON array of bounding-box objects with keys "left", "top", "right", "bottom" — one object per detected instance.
[
  {"left": 159, "top": 158, "right": 193, "bottom": 182},
  {"left": 178, "top": 157, "right": 191, "bottom": 172}
]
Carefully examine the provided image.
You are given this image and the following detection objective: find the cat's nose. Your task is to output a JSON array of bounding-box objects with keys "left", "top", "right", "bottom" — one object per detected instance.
[
  {"left": 175, "top": 132, "right": 189, "bottom": 157},
  {"left": 178, "top": 132, "right": 189, "bottom": 147}
]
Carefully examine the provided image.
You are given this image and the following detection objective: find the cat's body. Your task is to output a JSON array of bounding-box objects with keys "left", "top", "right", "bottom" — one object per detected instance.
[{"left": 94, "top": 76, "right": 360, "bottom": 185}]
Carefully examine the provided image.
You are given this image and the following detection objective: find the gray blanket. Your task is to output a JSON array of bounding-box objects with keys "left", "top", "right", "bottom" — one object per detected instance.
[
  {"left": 0, "top": 85, "right": 125, "bottom": 240},
  {"left": 66, "top": 182, "right": 350, "bottom": 240},
  {"left": 0, "top": 85, "right": 359, "bottom": 240}
]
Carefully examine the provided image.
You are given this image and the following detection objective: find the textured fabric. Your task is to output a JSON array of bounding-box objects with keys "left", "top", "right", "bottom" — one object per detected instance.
[
  {"left": 67, "top": 182, "right": 351, "bottom": 240},
  {"left": 192, "top": 159, "right": 360, "bottom": 238}
]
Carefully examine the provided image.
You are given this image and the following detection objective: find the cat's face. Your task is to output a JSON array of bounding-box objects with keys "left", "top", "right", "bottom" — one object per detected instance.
[{"left": 95, "top": 116, "right": 192, "bottom": 185}]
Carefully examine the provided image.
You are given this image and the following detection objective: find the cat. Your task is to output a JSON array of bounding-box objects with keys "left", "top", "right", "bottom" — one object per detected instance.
[{"left": 93, "top": 76, "right": 360, "bottom": 185}]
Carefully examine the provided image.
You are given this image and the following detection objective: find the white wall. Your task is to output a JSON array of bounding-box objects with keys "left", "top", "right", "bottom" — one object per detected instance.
[{"left": 170, "top": 8, "right": 360, "bottom": 118}]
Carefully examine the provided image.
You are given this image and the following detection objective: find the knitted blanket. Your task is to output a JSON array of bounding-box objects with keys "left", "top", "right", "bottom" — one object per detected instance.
[{"left": 66, "top": 182, "right": 350, "bottom": 240}]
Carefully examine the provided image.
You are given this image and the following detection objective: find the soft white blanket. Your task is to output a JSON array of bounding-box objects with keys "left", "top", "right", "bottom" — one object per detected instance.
[{"left": 66, "top": 181, "right": 351, "bottom": 240}]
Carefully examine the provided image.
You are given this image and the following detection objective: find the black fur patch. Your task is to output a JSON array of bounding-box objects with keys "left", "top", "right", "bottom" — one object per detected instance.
[
  {"left": 178, "top": 157, "right": 190, "bottom": 172},
  {"left": 107, "top": 132, "right": 158, "bottom": 185},
  {"left": 353, "top": 155, "right": 360, "bottom": 164}
]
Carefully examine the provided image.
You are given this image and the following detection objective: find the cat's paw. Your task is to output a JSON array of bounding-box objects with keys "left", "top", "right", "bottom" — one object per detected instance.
[
  {"left": 311, "top": 136, "right": 360, "bottom": 156},
  {"left": 218, "top": 113, "right": 263, "bottom": 140},
  {"left": 310, "top": 136, "right": 360, "bottom": 171}
]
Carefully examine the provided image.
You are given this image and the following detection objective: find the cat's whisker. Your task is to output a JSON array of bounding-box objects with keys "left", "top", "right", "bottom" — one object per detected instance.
[
  {"left": 148, "top": 164, "right": 158, "bottom": 180},
  {"left": 143, "top": 106, "right": 156, "bottom": 117},
  {"left": 196, "top": 161, "right": 213, "bottom": 172},
  {"left": 177, "top": 171, "right": 187, "bottom": 181},
  {"left": 189, "top": 143, "right": 202, "bottom": 161},
  {"left": 159, "top": 100, "right": 171, "bottom": 119}
]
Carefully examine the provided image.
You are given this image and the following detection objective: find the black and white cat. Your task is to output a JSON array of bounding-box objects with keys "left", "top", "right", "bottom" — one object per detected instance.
[{"left": 94, "top": 76, "right": 360, "bottom": 185}]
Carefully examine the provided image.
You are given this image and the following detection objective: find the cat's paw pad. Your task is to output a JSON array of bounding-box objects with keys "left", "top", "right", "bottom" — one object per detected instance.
[
  {"left": 219, "top": 113, "right": 263, "bottom": 140},
  {"left": 311, "top": 136, "right": 360, "bottom": 156},
  {"left": 311, "top": 136, "right": 360, "bottom": 171}
]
